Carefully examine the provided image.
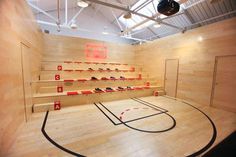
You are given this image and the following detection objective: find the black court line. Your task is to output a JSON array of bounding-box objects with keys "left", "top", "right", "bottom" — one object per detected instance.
[
  {"left": 162, "top": 96, "right": 217, "bottom": 157},
  {"left": 41, "top": 111, "right": 86, "bottom": 157},
  {"left": 98, "top": 102, "right": 176, "bottom": 133},
  {"left": 94, "top": 103, "right": 117, "bottom": 125},
  {"left": 95, "top": 102, "right": 168, "bottom": 125}
]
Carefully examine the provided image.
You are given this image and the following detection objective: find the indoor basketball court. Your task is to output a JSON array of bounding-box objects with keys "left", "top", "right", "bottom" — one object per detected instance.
[{"left": 1, "top": 0, "right": 236, "bottom": 157}]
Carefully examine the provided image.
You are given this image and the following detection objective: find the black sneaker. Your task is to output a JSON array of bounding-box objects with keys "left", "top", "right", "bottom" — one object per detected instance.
[
  {"left": 127, "top": 86, "right": 133, "bottom": 90},
  {"left": 110, "top": 76, "right": 116, "bottom": 80},
  {"left": 106, "top": 87, "right": 113, "bottom": 91},
  {"left": 94, "top": 88, "right": 103, "bottom": 93},
  {"left": 91, "top": 77, "right": 98, "bottom": 80},
  {"left": 118, "top": 87, "right": 124, "bottom": 89},
  {"left": 120, "top": 76, "right": 125, "bottom": 80}
]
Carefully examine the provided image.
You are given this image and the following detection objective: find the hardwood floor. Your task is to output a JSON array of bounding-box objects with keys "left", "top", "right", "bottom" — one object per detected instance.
[{"left": 7, "top": 96, "right": 236, "bottom": 157}]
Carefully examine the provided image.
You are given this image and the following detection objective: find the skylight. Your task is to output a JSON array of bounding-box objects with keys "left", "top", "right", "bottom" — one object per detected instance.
[{"left": 119, "top": 0, "right": 184, "bottom": 31}]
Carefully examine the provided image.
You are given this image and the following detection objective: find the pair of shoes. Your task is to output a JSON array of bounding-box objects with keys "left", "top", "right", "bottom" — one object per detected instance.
[
  {"left": 94, "top": 88, "right": 103, "bottom": 92},
  {"left": 106, "top": 87, "right": 114, "bottom": 91},
  {"left": 91, "top": 77, "right": 98, "bottom": 80}
]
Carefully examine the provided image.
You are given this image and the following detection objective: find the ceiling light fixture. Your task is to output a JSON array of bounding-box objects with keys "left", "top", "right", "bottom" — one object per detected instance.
[
  {"left": 70, "top": 20, "right": 78, "bottom": 29},
  {"left": 198, "top": 36, "right": 203, "bottom": 42},
  {"left": 123, "top": 6, "right": 132, "bottom": 19},
  {"left": 77, "top": 0, "right": 89, "bottom": 8},
  {"left": 102, "top": 31, "right": 109, "bottom": 35},
  {"left": 153, "top": 23, "right": 161, "bottom": 28}
]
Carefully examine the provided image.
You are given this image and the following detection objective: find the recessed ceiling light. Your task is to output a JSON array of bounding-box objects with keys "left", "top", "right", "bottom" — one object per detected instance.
[
  {"left": 70, "top": 23, "right": 78, "bottom": 29},
  {"left": 153, "top": 23, "right": 161, "bottom": 28},
  {"left": 70, "top": 20, "right": 78, "bottom": 29},
  {"left": 77, "top": 0, "right": 89, "bottom": 8},
  {"left": 102, "top": 31, "right": 109, "bottom": 35},
  {"left": 198, "top": 36, "right": 203, "bottom": 42}
]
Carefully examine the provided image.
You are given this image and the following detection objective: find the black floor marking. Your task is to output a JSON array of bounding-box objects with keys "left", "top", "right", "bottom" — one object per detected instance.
[
  {"left": 98, "top": 101, "right": 176, "bottom": 133},
  {"left": 95, "top": 103, "right": 168, "bottom": 125},
  {"left": 41, "top": 111, "right": 86, "bottom": 157},
  {"left": 94, "top": 103, "right": 117, "bottom": 125},
  {"left": 162, "top": 96, "right": 217, "bottom": 157}
]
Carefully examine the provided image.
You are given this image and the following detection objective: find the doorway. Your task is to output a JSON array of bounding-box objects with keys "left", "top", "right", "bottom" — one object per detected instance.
[
  {"left": 164, "top": 59, "right": 179, "bottom": 97},
  {"left": 211, "top": 55, "right": 236, "bottom": 112},
  {"left": 20, "top": 43, "right": 33, "bottom": 122}
]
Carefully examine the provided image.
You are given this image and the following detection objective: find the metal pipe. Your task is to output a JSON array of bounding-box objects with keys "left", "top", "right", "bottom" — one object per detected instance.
[
  {"left": 27, "top": 2, "right": 57, "bottom": 22},
  {"left": 85, "top": 0, "right": 183, "bottom": 31},
  {"left": 65, "top": 0, "right": 68, "bottom": 25},
  {"left": 68, "top": 8, "right": 84, "bottom": 26}
]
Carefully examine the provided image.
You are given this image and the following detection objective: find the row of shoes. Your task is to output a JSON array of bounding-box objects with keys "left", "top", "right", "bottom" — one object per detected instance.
[
  {"left": 91, "top": 76, "right": 126, "bottom": 80},
  {"left": 88, "top": 68, "right": 121, "bottom": 71},
  {"left": 94, "top": 86, "right": 133, "bottom": 92}
]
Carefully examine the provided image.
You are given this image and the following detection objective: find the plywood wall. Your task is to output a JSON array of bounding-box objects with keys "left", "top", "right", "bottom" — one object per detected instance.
[
  {"left": 43, "top": 34, "right": 135, "bottom": 64},
  {"left": 0, "top": 0, "right": 43, "bottom": 155},
  {"left": 135, "top": 17, "right": 236, "bottom": 106}
]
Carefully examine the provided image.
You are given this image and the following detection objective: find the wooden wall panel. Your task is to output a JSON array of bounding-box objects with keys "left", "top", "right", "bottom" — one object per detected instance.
[
  {"left": 135, "top": 17, "right": 236, "bottom": 107},
  {"left": 0, "top": 0, "right": 43, "bottom": 156},
  {"left": 43, "top": 34, "right": 135, "bottom": 64}
]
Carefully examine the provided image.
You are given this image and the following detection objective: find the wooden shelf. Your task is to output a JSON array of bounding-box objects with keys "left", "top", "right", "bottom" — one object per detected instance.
[
  {"left": 41, "top": 69, "right": 135, "bottom": 72},
  {"left": 33, "top": 86, "right": 158, "bottom": 98},
  {"left": 32, "top": 77, "right": 143, "bottom": 83}
]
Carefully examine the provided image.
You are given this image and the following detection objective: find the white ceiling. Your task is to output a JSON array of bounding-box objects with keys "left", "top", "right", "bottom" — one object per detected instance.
[{"left": 27, "top": 0, "right": 236, "bottom": 44}]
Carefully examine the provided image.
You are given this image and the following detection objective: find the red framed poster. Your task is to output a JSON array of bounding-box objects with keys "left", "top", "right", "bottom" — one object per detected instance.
[{"left": 85, "top": 43, "right": 107, "bottom": 59}]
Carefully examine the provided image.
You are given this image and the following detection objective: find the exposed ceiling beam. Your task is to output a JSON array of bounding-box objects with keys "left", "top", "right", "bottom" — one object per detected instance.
[
  {"left": 85, "top": 0, "right": 183, "bottom": 31},
  {"left": 68, "top": 8, "right": 84, "bottom": 26},
  {"left": 28, "top": 2, "right": 57, "bottom": 22}
]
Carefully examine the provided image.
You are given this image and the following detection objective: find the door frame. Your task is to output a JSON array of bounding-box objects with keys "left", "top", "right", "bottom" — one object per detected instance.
[
  {"left": 164, "top": 59, "right": 179, "bottom": 98},
  {"left": 20, "top": 42, "right": 32, "bottom": 122},
  {"left": 210, "top": 54, "right": 236, "bottom": 107}
]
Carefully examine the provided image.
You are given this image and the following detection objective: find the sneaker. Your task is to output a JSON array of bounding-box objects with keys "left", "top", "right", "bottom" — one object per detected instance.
[
  {"left": 94, "top": 88, "right": 103, "bottom": 93},
  {"left": 127, "top": 86, "right": 133, "bottom": 90},
  {"left": 110, "top": 76, "right": 116, "bottom": 80},
  {"left": 106, "top": 87, "right": 113, "bottom": 91},
  {"left": 88, "top": 68, "right": 94, "bottom": 71},
  {"left": 120, "top": 76, "right": 125, "bottom": 80},
  {"left": 106, "top": 68, "right": 111, "bottom": 71},
  {"left": 91, "top": 77, "right": 98, "bottom": 80},
  {"left": 118, "top": 86, "right": 124, "bottom": 90}
]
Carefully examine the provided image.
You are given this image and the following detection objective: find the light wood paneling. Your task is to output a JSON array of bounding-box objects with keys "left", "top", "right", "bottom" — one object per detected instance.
[
  {"left": 135, "top": 17, "right": 236, "bottom": 107},
  {"left": 164, "top": 59, "right": 179, "bottom": 97},
  {"left": 0, "top": 0, "right": 43, "bottom": 155},
  {"left": 211, "top": 55, "right": 236, "bottom": 112}
]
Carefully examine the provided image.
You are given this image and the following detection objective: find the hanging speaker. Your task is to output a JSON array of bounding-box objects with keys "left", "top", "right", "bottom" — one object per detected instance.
[{"left": 157, "top": 0, "right": 180, "bottom": 16}]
